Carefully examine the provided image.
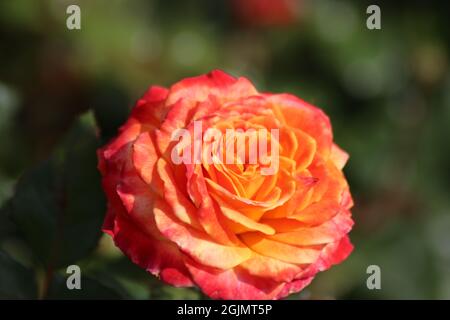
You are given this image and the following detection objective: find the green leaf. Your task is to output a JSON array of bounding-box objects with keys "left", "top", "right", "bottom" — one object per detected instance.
[
  {"left": 0, "top": 200, "right": 16, "bottom": 240},
  {"left": 0, "top": 250, "right": 37, "bottom": 299},
  {"left": 91, "top": 80, "right": 130, "bottom": 143},
  {"left": 7, "top": 112, "right": 106, "bottom": 269}
]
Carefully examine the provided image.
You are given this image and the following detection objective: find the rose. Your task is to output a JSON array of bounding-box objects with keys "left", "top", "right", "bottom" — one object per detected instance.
[{"left": 98, "top": 70, "right": 354, "bottom": 299}]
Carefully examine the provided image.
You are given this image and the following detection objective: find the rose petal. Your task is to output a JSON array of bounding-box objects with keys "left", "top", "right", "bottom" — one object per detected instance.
[
  {"left": 185, "top": 259, "right": 284, "bottom": 300},
  {"left": 330, "top": 143, "right": 349, "bottom": 170},
  {"left": 166, "top": 69, "right": 258, "bottom": 107},
  {"left": 267, "top": 93, "right": 333, "bottom": 159},
  {"left": 267, "top": 210, "right": 354, "bottom": 245},
  {"left": 187, "top": 164, "right": 243, "bottom": 245},
  {"left": 240, "top": 232, "right": 321, "bottom": 265},
  {"left": 108, "top": 209, "right": 194, "bottom": 287},
  {"left": 240, "top": 253, "right": 304, "bottom": 283},
  {"left": 217, "top": 201, "right": 276, "bottom": 235},
  {"left": 276, "top": 276, "right": 315, "bottom": 299},
  {"left": 153, "top": 199, "right": 252, "bottom": 270}
]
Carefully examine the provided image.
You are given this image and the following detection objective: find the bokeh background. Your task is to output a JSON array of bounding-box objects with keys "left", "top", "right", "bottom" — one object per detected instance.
[{"left": 1, "top": 0, "right": 449, "bottom": 299}]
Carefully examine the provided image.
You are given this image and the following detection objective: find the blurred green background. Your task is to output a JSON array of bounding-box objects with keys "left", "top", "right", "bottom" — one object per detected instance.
[{"left": 1, "top": 0, "right": 449, "bottom": 299}]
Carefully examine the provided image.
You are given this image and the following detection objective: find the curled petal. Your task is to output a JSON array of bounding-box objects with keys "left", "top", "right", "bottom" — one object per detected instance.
[
  {"left": 132, "top": 132, "right": 159, "bottom": 188},
  {"left": 187, "top": 164, "right": 242, "bottom": 245},
  {"left": 153, "top": 199, "right": 252, "bottom": 270},
  {"left": 240, "top": 232, "right": 321, "bottom": 265},
  {"left": 218, "top": 201, "right": 276, "bottom": 235},
  {"left": 240, "top": 253, "right": 304, "bottom": 283},
  {"left": 156, "top": 158, "right": 202, "bottom": 229},
  {"left": 107, "top": 210, "right": 193, "bottom": 287},
  {"left": 330, "top": 143, "right": 349, "bottom": 170},
  {"left": 276, "top": 277, "right": 315, "bottom": 299},
  {"left": 185, "top": 259, "right": 284, "bottom": 300},
  {"left": 266, "top": 210, "right": 354, "bottom": 245},
  {"left": 268, "top": 93, "right": 333, "bottom": 159},
  {"left": 166, "top": 69, "right": 258, "bottom": 107}
]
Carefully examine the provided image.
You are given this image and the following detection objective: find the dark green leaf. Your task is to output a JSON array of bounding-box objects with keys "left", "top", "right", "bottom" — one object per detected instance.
[
  {"left": 0, "top": 250, "right": 37, "bottom": 299},
  {"left": 91, "top": 80, "right": 130, "bottom": 143},
  {"left": 8, "top": 112, "right": 106, "bottom": 269},
  {"left": 0, "top": 200, "right": 16, "bottom": 240}
]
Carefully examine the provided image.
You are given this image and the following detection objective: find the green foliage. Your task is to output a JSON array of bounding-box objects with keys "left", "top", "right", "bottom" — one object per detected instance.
[
  {"left": 0, "top": 113, "right": 118, "bottom": 298},
  {"left": 6, "top": 113, "right": 105, "bottom": 269},
  {"left": 0, "top": 251, "right": 37, "bottom": 299},
  {"left": 91, "top": 80, "right": 131, "bottom": 143}
]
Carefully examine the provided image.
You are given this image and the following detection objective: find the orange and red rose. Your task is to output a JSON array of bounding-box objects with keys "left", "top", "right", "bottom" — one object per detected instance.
[{"left": 98, "top": 70, "right": 354, "bottom": 299}]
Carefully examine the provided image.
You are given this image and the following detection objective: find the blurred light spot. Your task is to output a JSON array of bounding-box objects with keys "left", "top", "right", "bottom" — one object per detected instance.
[
  {"left": 0, "top": 174, "right": 15, "bottom": 205},
  {"left": 440, "top": 273, "right": 450, "bottom": 299},
  {"left": 427, "top": 213, "right": 450, "bottom": 260},
  {"left": 313, "top": 0, "right": 357, "bottom": 44},
  {"left": 386, "top": 91, "right": 426, "bottom": 128},
  {"left": 342, "top": 58, "right": 384, "bottom": 98},
  {"left": 0, "top": 83, "right": 19, "bottom": 126},
  {"left": 411, "top": 43, "right": 448, "bottom": 87},
  {"left": 170, "top": 31, "right": 206, "bottom": 67},
  {"left": 130, "top": 28, "right": 162, "bottom": 63},
  {"left": 225, "top": 35, "right": 268, "bottom": 79}
]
